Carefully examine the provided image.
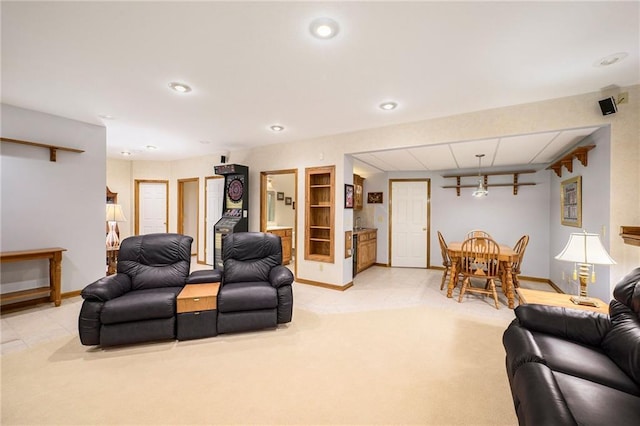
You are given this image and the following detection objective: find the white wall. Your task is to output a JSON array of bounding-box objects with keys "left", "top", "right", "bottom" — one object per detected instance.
[
  {"left": 1, "top": 104, "right": 106, "bottom": 295},
  {"left": 106, "top": 158, "right": 132, "bottom": 238},
  {"left": 549, "top": 127, "right": 613, "bottom": 301},
  {"left": 270, "top": 174, "right": 295, "bottom": 229}
]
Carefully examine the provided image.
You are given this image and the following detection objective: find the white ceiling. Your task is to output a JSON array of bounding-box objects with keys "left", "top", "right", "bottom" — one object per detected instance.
[{"left": 2, "top": 2, "right": 638, "bottom": 165}]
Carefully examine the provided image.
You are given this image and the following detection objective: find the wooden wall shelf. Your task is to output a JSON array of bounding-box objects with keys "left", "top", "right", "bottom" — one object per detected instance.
[
  {"left": 442, "top": 170, "right": 536, "bottom": 196},
  {"left": 1, "top": 137, "right": 84, "bottom": 162},
  {"left": 620, "top": 226, "right": 640, "bottom": 247},
  {"left": 547, "top": 145, "right": 595, "bottom": 177}
]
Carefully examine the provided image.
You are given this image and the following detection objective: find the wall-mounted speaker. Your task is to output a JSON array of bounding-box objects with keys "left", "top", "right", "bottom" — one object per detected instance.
[
  {"left": 598, "top": 96, "right": 618, "bottom": 116},
  {"left": 220, "top": 155, "right": 227, "bottom": 163}
]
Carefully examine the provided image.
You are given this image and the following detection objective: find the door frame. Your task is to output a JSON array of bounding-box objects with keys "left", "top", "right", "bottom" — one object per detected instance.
[
  {"left": 260, "top": 169, "right": 298, "bottom": 276},
  {"left": 135, "top": 179, "right": 169, "bottom": 235},
  {"left": 388, "top": 178, "right": 431, "bottom": 268},
  {"left": 177, "top": 177, "right": 199, "bottom": 257}
]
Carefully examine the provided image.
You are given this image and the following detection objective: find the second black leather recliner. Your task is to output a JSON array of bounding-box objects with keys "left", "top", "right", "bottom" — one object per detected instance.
[{"left": 216, "top": 232, "right": 294, "bottom": 334}]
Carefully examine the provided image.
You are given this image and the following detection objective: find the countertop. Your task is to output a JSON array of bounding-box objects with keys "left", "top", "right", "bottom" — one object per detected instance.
[{"left": 353, "top": 228, "right": 377, "bottom": 234}]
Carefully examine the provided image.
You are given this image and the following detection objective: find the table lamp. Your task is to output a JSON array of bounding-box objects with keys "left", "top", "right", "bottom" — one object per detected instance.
[
  {"left": 555, "top": 230, "right": 615, "bottom": 307},
  {"left": 106, "top": 204, "right": 127, "bottom": 248}
]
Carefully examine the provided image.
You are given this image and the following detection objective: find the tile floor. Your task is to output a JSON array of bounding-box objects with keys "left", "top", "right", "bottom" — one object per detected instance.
[{"left": 1, "top": 263, "right": 554, "bottom": 355}]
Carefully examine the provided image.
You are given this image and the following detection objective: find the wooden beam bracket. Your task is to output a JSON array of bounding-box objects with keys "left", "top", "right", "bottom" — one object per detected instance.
[{"left": 547, "top": 145, "right": 595, "bottom": 178}]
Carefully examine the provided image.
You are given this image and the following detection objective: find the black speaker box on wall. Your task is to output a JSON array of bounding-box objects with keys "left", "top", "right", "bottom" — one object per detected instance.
[
  {"left": 598, "top": 96, "right": 617, "bottom": 115},
  {"left": 221, "top": 155, "right": 227, "bottom": 163}
]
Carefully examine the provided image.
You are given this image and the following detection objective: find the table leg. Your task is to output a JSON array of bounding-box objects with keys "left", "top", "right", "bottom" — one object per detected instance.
[
  {"left": 502, "top": 262, "right": 515, "bottom": 309},
  {"left": 447, "top": 255, "right": 459, "bottom": 298},
  {"left": 50, "top": 252, "right": 62, "bottom": 307}
]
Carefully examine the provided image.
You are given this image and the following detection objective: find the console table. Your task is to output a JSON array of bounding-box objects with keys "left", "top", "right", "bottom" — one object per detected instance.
[{"left": 0, "top": 247, "right": 66, "bottom": 307}]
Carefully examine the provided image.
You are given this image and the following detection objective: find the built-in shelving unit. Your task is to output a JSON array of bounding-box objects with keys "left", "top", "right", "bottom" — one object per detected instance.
[
  {"left": 305, "top": 165, "right": 335, "bottom": 263},
  {"left": 442, "top": 170, "right": 536, "bottom": 196},
  {"left": 1, "top": 137, "right": 84, "bottom": 162}
]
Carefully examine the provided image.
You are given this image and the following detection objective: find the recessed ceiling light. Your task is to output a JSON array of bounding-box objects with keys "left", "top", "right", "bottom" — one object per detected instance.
[
  {"left": 594, "top": 52, "right": 628, "bottom": 67},
  {"left": 168, "top": 82, "right": 192, "bottom": 93},
  {"left": 199, "top": 140, "right": 211, "bottom": 144},
  {"left": 270, "top": 125, "right": 285, "bottom": 132},
  {"left": 98, "top": 114, "right": 115, "bottom": 120},
  {"left": 379, "top": 102, "right": 398, "bottom": 111},
  {"left": 310, "top": 17, "right": 340, "bottom": 39},
  {"left": 120, "top": 151, "right": 131, "bottom": 156},
  {"left": 145, "top": 145, "right": 157, "bottom": 150}
]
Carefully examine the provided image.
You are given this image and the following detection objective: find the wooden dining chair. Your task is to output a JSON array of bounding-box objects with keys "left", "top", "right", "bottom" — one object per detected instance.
[
  {"left": 458, "top": 237, "right": 501, "bottom": 309},
  {"left": 466, "top": 229, "right": 491, "bottom": 239},
  {"left": 437, "top": 231, "right": 461, "bottom": 290},
  {"left": 511, "top": 235, "right": 530, "bottom": 288}
]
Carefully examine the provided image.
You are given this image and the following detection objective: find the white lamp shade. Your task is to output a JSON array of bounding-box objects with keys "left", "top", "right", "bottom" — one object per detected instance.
[
  {"left": 105, "top": 204, "right": 127, "bottom": 222},
  {"left": 555, "top": 232, "right": 616, "bottom": 265}
]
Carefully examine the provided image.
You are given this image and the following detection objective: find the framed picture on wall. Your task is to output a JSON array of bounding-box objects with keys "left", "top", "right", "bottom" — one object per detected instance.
[
  {"left": 285, "top": 197, "right": 292, "bottom": 205},
  {"left": 277, "top": 192, "right": 284, "bottom": 200},
  {"left": 367, "top": 192, "right": 383, "bottom": 203},
  {"left": 561, "top": 176, "right": 582, "bottom": 227},
  {"left": 345, "top": 184, "right": 354, "bottom": 209}
]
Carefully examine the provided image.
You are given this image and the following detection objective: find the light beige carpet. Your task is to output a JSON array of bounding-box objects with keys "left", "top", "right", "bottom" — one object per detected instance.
[{"left": 1, "top": 306, "right": 517, "bottom": 425}]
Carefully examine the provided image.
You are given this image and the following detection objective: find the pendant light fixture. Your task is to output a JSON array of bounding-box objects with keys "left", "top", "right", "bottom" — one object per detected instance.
[{"left": 472, "top": 154, "right": 488, "bottom": 198}]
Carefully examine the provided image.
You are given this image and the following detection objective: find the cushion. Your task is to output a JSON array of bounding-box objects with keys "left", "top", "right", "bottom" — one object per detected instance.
[
  {"left": 531, "top": 331, "right": 640, "bottom": 396},
  {"left": 554, "top": 371, "right": 640, "bottom": 426},
  {"left": 218, "top": 282, "right": 277, "bottom": 313},
  {"left": 101, "top": 287, "right": 182, "bottom": 324},
  {"left": 602, "top": 300, "right": 640, "bottom": 388}
]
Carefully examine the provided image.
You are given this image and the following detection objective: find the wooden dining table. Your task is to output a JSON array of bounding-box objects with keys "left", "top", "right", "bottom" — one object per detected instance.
[{"left": 446, "top": 241, "right": 519, "bottom": 309}]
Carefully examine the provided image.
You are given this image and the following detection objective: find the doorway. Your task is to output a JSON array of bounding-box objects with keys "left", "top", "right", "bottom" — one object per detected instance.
[
  {"left": 389, "top": 179, "right": 430, "bottom": 268},
  {"left": 135, "top": 180, "right": 168, "bottom": 235},
  {"left": 204, "top": 176, "right": 224, "bottom": 266},
  {"left": 260, "top": 170, "right": 298, "bottom": 276},
  {"left": 178, "top": 178, "right": 199, "bottom": 257}
]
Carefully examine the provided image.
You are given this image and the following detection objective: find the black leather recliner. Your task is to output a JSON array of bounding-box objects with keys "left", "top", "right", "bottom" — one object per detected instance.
[
  {"left": 79, "top": 233, "right": 194, "bottom": 347},
  {"left": 216, "top": 232, "right": 294, "bottom": 334},
  {"left": 502, "top": 267, "right": 640, "bottom": 425}
]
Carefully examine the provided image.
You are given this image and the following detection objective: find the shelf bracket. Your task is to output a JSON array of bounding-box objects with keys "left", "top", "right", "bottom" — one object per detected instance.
[{"left": 547, "top": 144, "right": 595, "bottom": 178}]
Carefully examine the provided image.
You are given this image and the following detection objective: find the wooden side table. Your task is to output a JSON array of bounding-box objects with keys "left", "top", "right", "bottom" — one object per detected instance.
[
  {"left": 516, "top": 288, "right": 609, "bottom": 315},
  {"left": 106, "top": 248, "right": 119, "bottom": 275},
  {"left": 176, "top": 283, "right": 220, "bottom": 340}
]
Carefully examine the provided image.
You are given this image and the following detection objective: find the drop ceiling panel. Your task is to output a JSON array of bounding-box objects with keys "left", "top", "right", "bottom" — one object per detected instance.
[
  {"left": 494, "top": 132, "right": 559, "bottom": 167},
  {"left": 450, "top": 138, "right": 499, "bottom": 169},
  {"left": 353, "top": 153, "right": 396, "bottom": 171},
  {"left": 370, "top": 150, "right": 425, "bottom": 171},
  {"left": 535, "top": 127, "right": 601, "bottom": 163},
  {"left": 408, "top": 145, "right": 458, "bottom": 171}
]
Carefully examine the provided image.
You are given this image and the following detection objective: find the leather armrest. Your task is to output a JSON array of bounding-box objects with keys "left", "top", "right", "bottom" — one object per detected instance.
[
  {"left": 187, "top": 269, "right": 222, "bottom": 284},
  {"left": 269, "top": 265, "right": 294, "bottom": 288},
  {"left": 81, "top": 273, "right": 132, "bottom": 302},
  {"left": 515, "top": 304, "right": 611, "bottom": 347},
  {"left": 503, "top": 320, "right": 547, "bottom": 378}
]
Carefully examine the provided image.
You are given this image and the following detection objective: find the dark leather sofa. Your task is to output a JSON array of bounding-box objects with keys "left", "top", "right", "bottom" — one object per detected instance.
[
  {"left": 79, "top": 232, "right": 294, "bottom": 347},
  {"left": 502, "top": 267, "right": 640, "bottom": 425}
]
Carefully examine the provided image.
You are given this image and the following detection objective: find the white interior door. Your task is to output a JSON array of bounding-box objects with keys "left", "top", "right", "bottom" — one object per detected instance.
[
  {"left": 138, "top": 181, "right": 168, "bottom": 235},
  {"left": 391, "top": 180, "right": 429, "bottom": 267},
  {"left": 205, "top": 177, "right": 224, "bottom": 265}
]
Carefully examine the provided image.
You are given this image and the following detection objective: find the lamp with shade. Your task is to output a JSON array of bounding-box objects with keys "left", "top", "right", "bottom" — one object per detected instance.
[
  {"left": 105, "top": 204, "right": 127, "bottom": 248},
  {"left": 555, "top": 230, "right": 616, "bottom": 307}
]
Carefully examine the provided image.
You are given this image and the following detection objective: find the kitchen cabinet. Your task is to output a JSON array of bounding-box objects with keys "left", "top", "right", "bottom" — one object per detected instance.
[
  {"left": 354, "top": 228, "right": 377, "bottom": 273},
  {"left": 305, "top": 166, "right": 335, "bottom": 263},
  {"left": 267, "top": 227, "right": 292, "bottom": 265},
  {"left": 353, "top": 174, "right": 365, "bottom": 210}
]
